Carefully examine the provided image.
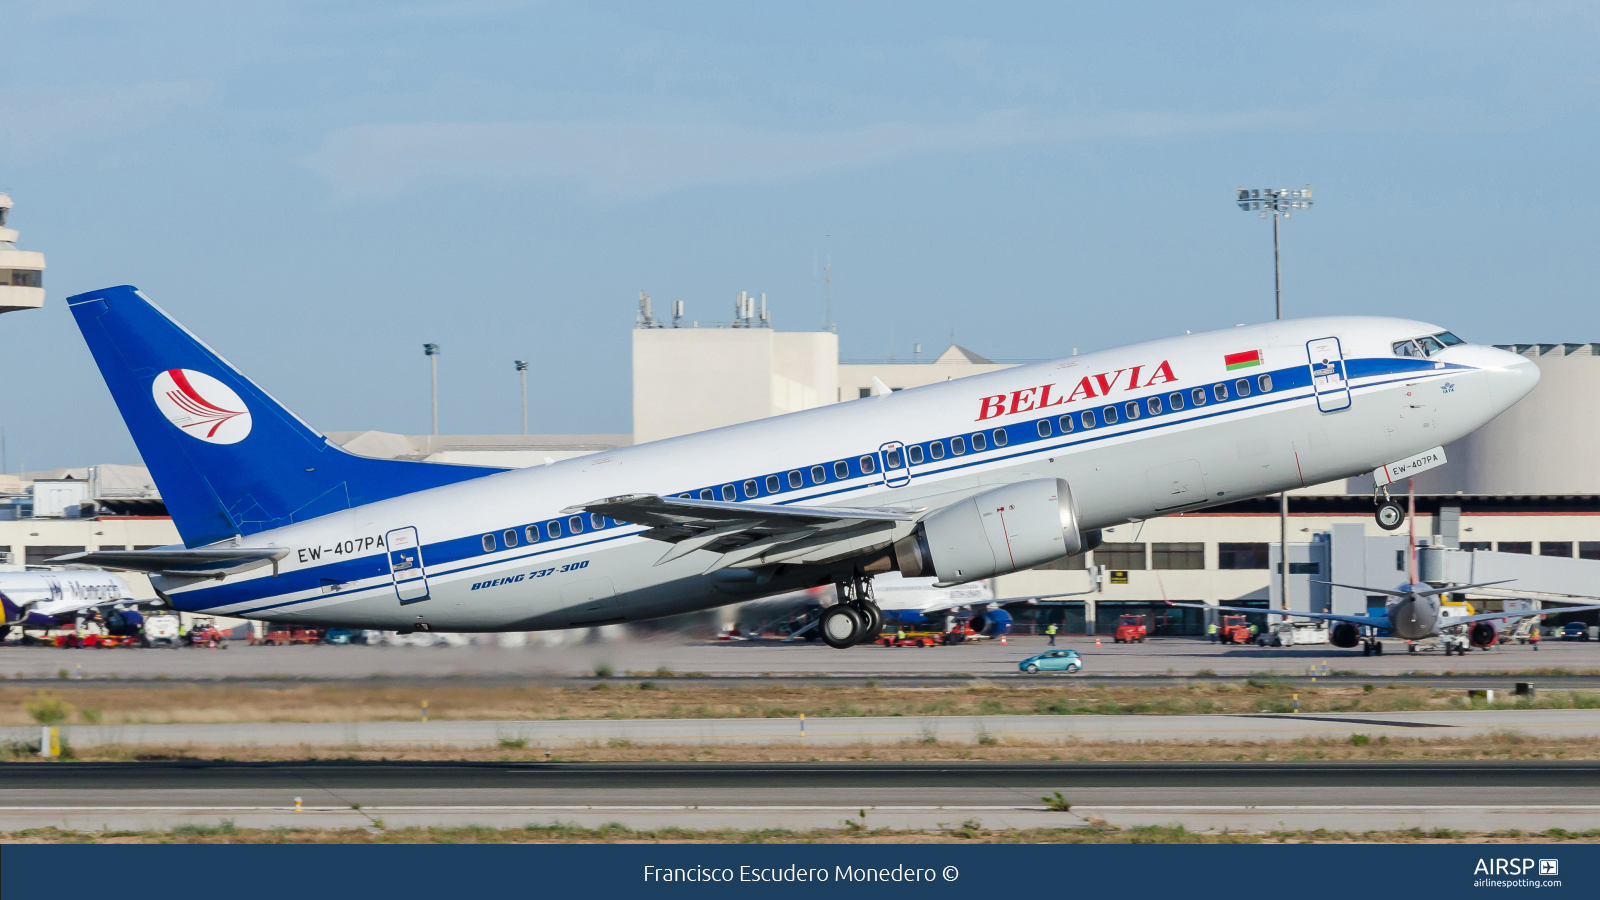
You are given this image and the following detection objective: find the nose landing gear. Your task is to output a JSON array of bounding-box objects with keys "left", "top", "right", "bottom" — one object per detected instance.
[{"left": 820, "top": 575, "right": 882, "bottom": 649}]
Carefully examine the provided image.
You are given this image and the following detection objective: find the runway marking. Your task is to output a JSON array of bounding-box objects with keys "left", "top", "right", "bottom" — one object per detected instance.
[{"left": 7, "top": 804, "right": 1600, "bottom": 813}]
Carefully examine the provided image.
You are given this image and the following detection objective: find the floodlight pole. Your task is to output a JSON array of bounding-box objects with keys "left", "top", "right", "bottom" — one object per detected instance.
[
  {"left": 424, "top": 343, "right": 441, "bottom": 436},
  {"left": 1237, "top": 187, "right": 1312, "bottom": 617},
  {"left": 515, "top": 360, "right": 529, "bottom": 434}
]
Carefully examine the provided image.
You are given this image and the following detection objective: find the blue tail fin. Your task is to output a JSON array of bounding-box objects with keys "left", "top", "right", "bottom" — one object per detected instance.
[{"left": 69, "top": 285, "right": 504, "bottom": 547}]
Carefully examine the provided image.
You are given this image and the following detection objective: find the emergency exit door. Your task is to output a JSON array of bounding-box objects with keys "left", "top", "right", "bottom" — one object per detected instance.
[
  {"left": 386, "top": 526, "right": 430, "bottom": 604},
  {"left": 1306, "top": 336, "right": 1352, "bottom": 413}
]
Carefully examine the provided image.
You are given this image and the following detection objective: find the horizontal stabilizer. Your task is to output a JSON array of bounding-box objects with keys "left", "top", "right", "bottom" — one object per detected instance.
[{"left": 52, "top": 547, "right": 289, "bottom": 579}]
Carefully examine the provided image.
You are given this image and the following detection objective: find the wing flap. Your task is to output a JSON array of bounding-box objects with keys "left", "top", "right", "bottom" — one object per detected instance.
[{"left": 51, "top": 547, "right": 289, "bottom": 578}]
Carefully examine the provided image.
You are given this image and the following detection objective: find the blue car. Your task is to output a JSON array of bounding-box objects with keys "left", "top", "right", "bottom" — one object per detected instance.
[{"left": 1019, "top": 649, "right": 1083, "bottom": 674}]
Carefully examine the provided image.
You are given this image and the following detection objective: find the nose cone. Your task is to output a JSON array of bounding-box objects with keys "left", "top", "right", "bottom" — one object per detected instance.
[{"left": 1482, "top": 348, "right": 1541, "bottom": 415}]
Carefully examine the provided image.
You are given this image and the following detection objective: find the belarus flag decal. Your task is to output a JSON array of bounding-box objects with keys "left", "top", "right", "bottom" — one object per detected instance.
[{"left": 1224, "top": 350, "right": 1263, "bottom": 371}]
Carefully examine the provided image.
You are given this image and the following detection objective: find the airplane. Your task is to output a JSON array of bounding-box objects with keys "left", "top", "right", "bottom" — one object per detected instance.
[
  {"left": 1170, "top": 490, "right": 1600, "bottom": 656},
  {"left": 0, "top": 568, "right": 139, "bottom": 640},
  {"left": 56, "top": 284, "right": 1542, "bottom": 650}
]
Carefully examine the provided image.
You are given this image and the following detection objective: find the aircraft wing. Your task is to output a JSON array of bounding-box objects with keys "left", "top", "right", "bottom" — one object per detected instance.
[
  {"left": 892, "top": 591, "right": 1090, "bottom": 618},
  {"left": 565, "top": 493, "right": 920, "bottom": 570},
  {"left": 1165, "top": 601, "right": 1387, "bottom": 629},
  {"left": 1448, "top": 604, "right": 1600, "bottom": 627},
  {"left": 50, "top": 547, "right": 290, "bottom": 579}
]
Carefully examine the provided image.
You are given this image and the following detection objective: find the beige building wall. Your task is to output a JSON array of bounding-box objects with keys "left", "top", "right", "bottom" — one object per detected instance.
[
  {"left": 0, "top": 517, "right": 181, "bottom": 600},
  {"left": 632, "top": 328, "right": 838, "bottom": 444}
]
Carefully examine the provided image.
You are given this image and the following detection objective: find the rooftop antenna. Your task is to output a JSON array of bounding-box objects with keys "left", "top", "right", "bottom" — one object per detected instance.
[
  {"left": 814, "top": 236, "right": 834, "bottom": 333},
  {"left": 671, "top": 300, "right": 684, "bottom": 328},
  {"left": 637, "top": 291, "right": 659, "bottom": 328}
]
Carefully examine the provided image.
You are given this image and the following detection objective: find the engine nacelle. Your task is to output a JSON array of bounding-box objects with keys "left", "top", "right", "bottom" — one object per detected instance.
[
  {"left": 104, "top": 609, "right": 145, "bottom": 636},
  {"left": 1330, "top": 622, "right": 1361, "bottom": 648},
  {"left": 893, "top": 478, "right": 1086, "bottom": 584},
  {"left": 1469, "top": 621, "right": 1498, "bottom": 648},
  {"left": 967, "top": 607, "right": 1013, "bottom": 637}
]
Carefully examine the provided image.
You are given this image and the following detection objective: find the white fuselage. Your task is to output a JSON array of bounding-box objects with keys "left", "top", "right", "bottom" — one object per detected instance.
[
  {"left": 0, "top": 570, "right": 136, "bottom": 627},
  {"left": 157, "top": 316, "right": 1538, "bottom": 633}
]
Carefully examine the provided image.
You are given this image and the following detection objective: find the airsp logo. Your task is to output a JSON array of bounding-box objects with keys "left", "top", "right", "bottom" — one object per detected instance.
[
  {"left": 1540, "top": 859, "right": 1559, "bottom": 876},
  {"left": 151, "top": 369, "right": 253, "bottom": 445}
]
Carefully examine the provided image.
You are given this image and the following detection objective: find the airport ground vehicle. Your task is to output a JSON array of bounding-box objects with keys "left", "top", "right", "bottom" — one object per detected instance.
[
  {"left": 254, "top": 626, "right": 324, "bottom": 645},
  {"left": 143, "top": 612, "right": 183, "bottom": 647},
  {"left": 1565, "top": 623, "right": 1592, "bottom": 641},
  {"left": 186, "top": 617, "right": 231, "bottom": 647},
  {"left": 1217, "top": 615, "right": 1254, "bottom": 644},
  {"left": 1020, "top": 649, "right": 1083, "bottom": 674},
  {"left": 1113, "top": 615, "right": 1147, "bottom": 643}
]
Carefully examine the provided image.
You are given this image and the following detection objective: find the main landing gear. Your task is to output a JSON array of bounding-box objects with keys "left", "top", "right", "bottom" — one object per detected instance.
[
  {"left": 1362, "top": 638, "right": 1386, "bottom": 657},
  {"left": 820, "top": 575, "right": 883, "bottom": 649}
]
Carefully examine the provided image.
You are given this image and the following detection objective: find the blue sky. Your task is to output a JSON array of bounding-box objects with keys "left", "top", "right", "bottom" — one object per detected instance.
[{"left": 3, "top": 2, "right": 1599, "bottom": 470}]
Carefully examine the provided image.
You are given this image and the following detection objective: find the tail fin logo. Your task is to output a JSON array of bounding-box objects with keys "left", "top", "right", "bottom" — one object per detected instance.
[{"left": 151, "top": 369, "right": 253, "bottom": 444}]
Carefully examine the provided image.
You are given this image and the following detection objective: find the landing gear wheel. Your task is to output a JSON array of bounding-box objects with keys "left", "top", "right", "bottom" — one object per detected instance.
[
  {"left": 859, "top": 603, "right": 883, "bottom": 644},
  {"left": 821, "top": 605, "right": 865, "bottom": 649},
  {"left": 1374, "top": 641, "right": 1384, "bottom": 655},
  {"left": 1375, "top": 500, "right": 1406, "bottom": 531},
  {"left": 1363, "top": 643, "right": 1372, "bottom": 657}
]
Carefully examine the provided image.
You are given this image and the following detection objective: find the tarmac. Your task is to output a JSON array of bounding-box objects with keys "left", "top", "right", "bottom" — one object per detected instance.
[
  {"left": 2, "top": 760, "right": 1595, "bottom": 834},
  {"left": 6, "top": 708, "right": 1600, "bottom": 750},
  {"left": 2, "top": 634, "right": 1596, "bottom": 681}
]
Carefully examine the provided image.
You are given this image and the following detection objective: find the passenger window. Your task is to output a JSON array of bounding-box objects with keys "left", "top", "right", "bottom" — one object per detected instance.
[
  {"left": 1124, "top": 400, "right": 1140, "bottom": 420},
  {"left": 907, "top": 445, "right": 924, "bottom": 465},
  {"left": 503, "top": 529, "right": 518, "bottom": 548},
  {"left": 859, "top": 455, "right": 876, "bottom": 474},
  {"left": 812, "top": 465, "right": 826, "bottom": 483},
  {"left": 547, "top": 521, "right": 561, "bottom": 539},
  {"left": 930, "top": 441, "right": 946, "bottom": 460},
  {"left": 1103, "top": 405, "right": 1118, "bottom": 424},
  {"left": 1168, "top": 392, "right": 1184, "bottom": 411},
  {"left": 700, "top": 489, "right": 714, "bottom": 500},
  {"left": 788, "top": 471, "right": 803, "bottom": 489},
  {"left": 1081, "top": 410, "right": 1096, "bottom": 428},
  {"left": 767, "top": 475, "right": 781, "bottom": 493},
  {"left": 1235, "top": 378, "right": 1251, "bottom": 397},
  {"left": 1148, "top": 396, "right": 1162, "bottom": 416},
  {"left": 1392, "top": 340, "right": 1423, "bottom": 358},
  {"left": 743, "top": 480, "right": 758, "bottom": 498},
  {"left": 834, "top": 460, "right": 850, "bottom": 479},
  {"left": 524, "top": 525, "right": 539, "bottom": 544},
  {"left": 1191, "top": 387, "right": 1207, "bottom": 406},
  {"left": 1037, "top": 420, "right": 1052, "bottom": 438},
  {"left": 885, "top": 448, "right": 902, "bottom": 468},
  {"left": 568, "top": 516, "right": 584, "bottom": 533},
  {"left": 971, "top": 432, "right": 986, "bottom": 451},
  {"left": 591, "top": 513, "right": 604, "bottom": 529},
  {"left": 1213, "top": 383, "right": 1228, "bottom": 402},
  {"left": 992, "top": 430, "right": 1007, "bottom": 447},
  {"left": 722, "top": 484, "right": 736, "bottom": 501},
  {"left": 1058, "top": 415, "right": 1074, "bottom": 433},
  {"left": 1257, "top": 373, "right": 1272, "bottom": 392},
  {"left": 951, "top": 436, "right": 966, "bottom": 455},
  {"left": 482, "top": 534, "right": 496, "bottom": 552}
]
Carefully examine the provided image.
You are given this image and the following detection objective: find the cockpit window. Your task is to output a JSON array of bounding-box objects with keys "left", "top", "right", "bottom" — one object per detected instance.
[
  {"left": 1416, "top": 335, "right": 1445, "bottom": 356},
  {"left": 1392, "top": 339, "right": 1424, "bottom": 358},
  {"left": 1434, "top": 331, "right": 1463, "bottom": 346},
  {"left": 1395, "top": 332, "right": 1463, "bottom": 359}
]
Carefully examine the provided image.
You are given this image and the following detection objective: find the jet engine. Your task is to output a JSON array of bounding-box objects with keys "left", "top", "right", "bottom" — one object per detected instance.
[
  {"left": 104, "top": 609, "right": 145, "bottom": 636},
  {"left": 1330, "top": 622, "right": 1361, "bottom": 648},
  {"left": 1469, "top": 621, "right": 1497, "bottom": 648},
  {"left": 967, "top": 607, "right": 1013, "bottom": 637},
  {"left": 892, "top": 478, "right": 1087, "bottom": 584}
]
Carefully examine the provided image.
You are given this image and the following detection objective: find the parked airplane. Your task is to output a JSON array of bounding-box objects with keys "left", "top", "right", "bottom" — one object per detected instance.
[
  {"left": 1172, "top": 493, "right": 1600, "bottom": 656},
  {"left": 60, "top": 285, "right": 1541, "bottom": 649},
  {"left": 0, "top": 568, "right": 138, "bottom": 639}
]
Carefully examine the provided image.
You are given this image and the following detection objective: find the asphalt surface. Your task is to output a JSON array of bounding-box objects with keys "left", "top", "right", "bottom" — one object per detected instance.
[
  {"left": 8, "top": 709, "right": 1600, "bottom": 749},
  {"left": 3, "top": 760, "right": 1596, "bottom": 833},
  {"left": 3, "top": 634, "right": 1596, "bottom": 681}
]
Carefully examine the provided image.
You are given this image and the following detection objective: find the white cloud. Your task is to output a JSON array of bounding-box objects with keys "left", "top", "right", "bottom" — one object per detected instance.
[
  {"left": 0, "top": 81, "right": 212, "bottom": 165},
  {"left": 300, "top": 107, "right": 1326, "bottom": 200}
]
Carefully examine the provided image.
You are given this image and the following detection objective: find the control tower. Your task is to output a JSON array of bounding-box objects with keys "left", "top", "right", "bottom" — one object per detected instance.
[{"left": 0, "top": 193, "right": 45, "bottom": 314}]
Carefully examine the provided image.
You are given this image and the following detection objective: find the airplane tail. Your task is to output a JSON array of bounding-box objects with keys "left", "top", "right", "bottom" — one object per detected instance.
[
  {"left": 0, "top": 591, "right": 20, "bottom": 625},
  {"left": 68, "top": 285, "right": 504, "bottom": 547}
]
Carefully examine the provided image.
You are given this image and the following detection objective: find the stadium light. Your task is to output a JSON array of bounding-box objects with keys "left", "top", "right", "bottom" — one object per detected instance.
[{"left": 514, "top": 360, "right": 529, "bottom": 435}]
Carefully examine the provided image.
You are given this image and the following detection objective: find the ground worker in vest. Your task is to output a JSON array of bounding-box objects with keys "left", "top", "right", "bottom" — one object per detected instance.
[
  {"left": 1046, "top": 623, "right": 1058, "bottom": 646},
  {"left": 1207, "top": 621, "right": 1218, "bottom": 643}
]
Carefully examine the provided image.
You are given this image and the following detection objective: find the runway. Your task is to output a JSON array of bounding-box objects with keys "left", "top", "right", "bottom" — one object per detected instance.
[
  {"left": 8, "top": 708, "right": 1599, "bottom": 750},
  {"left": 3, "top": 761, "right": 1597, "bottom": 834}
]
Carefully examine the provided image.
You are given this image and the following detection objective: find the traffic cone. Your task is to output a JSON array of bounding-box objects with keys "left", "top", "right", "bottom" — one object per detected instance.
[
  {"left": 1094, "top": 637, "right": 1102, "bottom": 648},
  {"left": 1000, "top": 635, "right": 1007, "bottom": 644}
]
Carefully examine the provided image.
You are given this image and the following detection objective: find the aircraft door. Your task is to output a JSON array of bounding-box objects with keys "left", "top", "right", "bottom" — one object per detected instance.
[
  {"left": 386, "top": 527, "right": 430, "bottom": 604},
  {"left": 1306, "top": 336, "right": 1352, "bottom": 413},
  {"left": 879, "top": 441, "right": 911, "bottom": 487}
]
